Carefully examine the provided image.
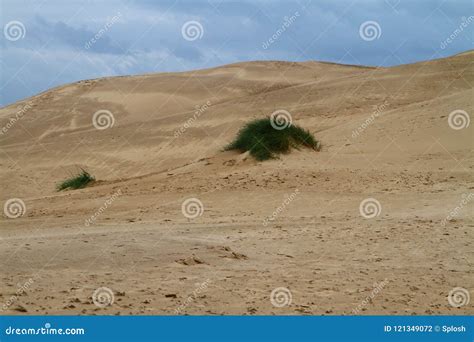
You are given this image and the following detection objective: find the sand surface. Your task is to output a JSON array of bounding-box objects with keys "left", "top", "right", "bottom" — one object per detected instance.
[{"left": 0, "top": 52, "right": 473, "bottom": 315}]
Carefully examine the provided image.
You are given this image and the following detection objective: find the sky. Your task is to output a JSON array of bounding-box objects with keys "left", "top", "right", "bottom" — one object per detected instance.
[{"left": 0, "top": 0, "right": 472, "bottom": 106}]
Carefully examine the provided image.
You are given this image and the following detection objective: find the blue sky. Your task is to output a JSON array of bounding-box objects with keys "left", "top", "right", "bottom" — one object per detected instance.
[{"left": 1, "top": 0, "right": 472, "bottom": 106}]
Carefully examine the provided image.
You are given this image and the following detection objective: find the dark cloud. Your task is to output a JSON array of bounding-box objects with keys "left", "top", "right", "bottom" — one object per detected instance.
[{"left": 31, "top": 15, "right": 124, "bottom": 54}]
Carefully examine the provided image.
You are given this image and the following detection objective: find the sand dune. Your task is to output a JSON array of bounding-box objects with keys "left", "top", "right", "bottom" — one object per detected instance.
[{"left": 0, "top": 51, "right": 473, "bottom": 315}]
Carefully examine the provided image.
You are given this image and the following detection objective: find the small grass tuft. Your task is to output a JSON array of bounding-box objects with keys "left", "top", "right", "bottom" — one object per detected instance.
[
  {"left": 57, "top": 169, "right": 95, "bottom": 191},
  {"left": 225, "top": 118, "right": 319, "bottom": 161}
]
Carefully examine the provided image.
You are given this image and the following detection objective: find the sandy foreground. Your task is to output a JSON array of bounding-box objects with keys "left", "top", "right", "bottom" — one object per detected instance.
[{"left": 0, "top": 51, "right": 473, "bottom": 315}]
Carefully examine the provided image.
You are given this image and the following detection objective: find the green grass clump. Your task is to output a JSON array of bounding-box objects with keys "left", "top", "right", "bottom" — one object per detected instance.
[
  {"left": 57, "top": 169, "right": 95, "bottom": 191},
  {"left": 225, "top": 118, "right": 319, "bottom": 161}
]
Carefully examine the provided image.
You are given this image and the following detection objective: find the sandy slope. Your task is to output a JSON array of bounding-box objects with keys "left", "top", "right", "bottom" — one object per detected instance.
[{"left": 0, "top": 52, "right": 473, "bottom": 315}]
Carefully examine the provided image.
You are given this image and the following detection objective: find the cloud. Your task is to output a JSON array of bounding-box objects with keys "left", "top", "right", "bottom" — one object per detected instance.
[{"left": 30, "top": 15, "right": 125, "bottom": 54}]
